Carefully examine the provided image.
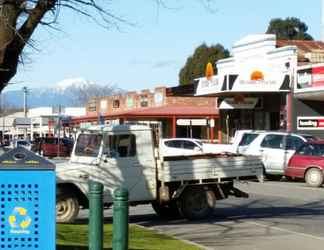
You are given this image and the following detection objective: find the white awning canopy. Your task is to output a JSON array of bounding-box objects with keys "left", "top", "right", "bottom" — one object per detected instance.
[{"left": 219, "top": 98, "right": 259, "bottom": 109}]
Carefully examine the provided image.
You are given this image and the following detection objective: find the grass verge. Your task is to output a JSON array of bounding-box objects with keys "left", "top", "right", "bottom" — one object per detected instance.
[{"left": 57, "top": 223, "right": 202, "bottom": 250}]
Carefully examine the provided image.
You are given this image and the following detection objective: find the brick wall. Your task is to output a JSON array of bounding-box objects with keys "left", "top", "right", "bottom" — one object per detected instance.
[{"left": 86, "top": 86, "right": 216, "bottom": 115}]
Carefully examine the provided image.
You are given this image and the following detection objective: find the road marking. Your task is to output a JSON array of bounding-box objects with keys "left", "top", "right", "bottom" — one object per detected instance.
[{"left": 247, "top": 221, "right": 324, "bottom": 241}]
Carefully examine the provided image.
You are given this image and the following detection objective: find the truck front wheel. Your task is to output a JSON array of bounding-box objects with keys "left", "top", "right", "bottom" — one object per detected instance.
[
  {"left": 180, "top": 187, "right": 215, "bottom": 220},
  {"left": 56, "top": 193, "right": 80, "bottom": 223}
]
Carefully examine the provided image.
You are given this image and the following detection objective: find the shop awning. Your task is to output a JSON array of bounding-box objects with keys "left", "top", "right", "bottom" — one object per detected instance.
[
  {"left": 196, "top": 74, "right": 290, "bottom": 96},
  {"left": 294, "top": 89, "right": 324, "bottom": 101},
  {"left": 219, "top": 97, "right": 259, "bottom": 109}
]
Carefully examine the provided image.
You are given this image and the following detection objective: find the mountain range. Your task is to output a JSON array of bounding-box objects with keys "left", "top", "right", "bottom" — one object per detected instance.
[{"left": 2, "top": 78, "right": 97, "bottom": 108}]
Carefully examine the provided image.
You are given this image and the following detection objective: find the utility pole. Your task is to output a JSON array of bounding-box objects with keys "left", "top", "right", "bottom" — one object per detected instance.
[{"left": 22, "top": 86, "right": 29, "bottom": 118}]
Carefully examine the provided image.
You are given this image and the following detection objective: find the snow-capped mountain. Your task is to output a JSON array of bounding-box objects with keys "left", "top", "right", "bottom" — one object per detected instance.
[
  {"left": 54, "top": 77, "right": 95, "bottom": 92},
  {"left": 2, "top": 78, "right": 116, "bottom": 108}
]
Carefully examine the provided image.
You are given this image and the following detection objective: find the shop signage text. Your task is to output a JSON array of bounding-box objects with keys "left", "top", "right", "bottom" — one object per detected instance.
[
  {"left": 297, "top": 66, "right": 324, "bottom": 90},
  {"left": 297, "top": 116, "right": 324, "bottom": 130}
]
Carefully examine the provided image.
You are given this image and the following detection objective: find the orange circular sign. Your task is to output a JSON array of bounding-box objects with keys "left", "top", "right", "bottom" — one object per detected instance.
[{"left": 250, "top": 70, "right": 264, "bottom": 80}]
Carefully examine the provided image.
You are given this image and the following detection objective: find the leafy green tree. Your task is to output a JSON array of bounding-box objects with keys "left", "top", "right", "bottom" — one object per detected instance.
[
  {"left": 266, "top": 17, "right": 313, "bottom": 40},
  {"left": 179, "top": 43, "right": 229, "bottom": 85}
]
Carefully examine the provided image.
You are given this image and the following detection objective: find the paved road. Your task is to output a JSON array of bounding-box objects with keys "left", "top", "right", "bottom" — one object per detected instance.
[{"left": 80, "top": 180, "right": 324, "bottom": 250}]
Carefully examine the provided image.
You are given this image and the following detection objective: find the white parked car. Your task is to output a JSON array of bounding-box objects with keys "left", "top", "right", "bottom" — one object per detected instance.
[
  {"left": 239, "top": 131, "right": 316, "bottom": 179},
  {"left": 160, "top": 138, "right": 233, "bottom": 157},
  {"left": 11, "top": 139, "right": 32, "bottom": 150}
]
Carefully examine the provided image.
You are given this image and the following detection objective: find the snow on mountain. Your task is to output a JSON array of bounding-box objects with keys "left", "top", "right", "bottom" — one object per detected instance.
[{"left": 54, "top": 77, "right": 94, "bottom": 92}]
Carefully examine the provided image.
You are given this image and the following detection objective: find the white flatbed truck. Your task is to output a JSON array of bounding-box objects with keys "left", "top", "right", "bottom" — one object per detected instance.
[{"left": 55, "top": 124, "right": 263, "bottom": 223}]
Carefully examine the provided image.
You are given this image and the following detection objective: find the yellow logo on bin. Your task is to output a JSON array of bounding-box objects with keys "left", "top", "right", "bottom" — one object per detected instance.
[{"left": 8, "top": 207, "right": 32, "bottom": 234}]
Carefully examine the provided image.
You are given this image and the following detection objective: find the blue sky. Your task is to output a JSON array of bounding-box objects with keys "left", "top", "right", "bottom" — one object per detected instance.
[{"left": 8, "top": 0, "right": 323, "bottom": 92}]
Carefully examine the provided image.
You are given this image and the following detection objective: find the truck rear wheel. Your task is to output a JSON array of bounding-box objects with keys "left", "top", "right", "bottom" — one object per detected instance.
[
  {"left": 56, "top": 193, "right": 80, "bottom": 223},
  {"left": 180, "top": 187, "right": 215, "bottom": 220},
  {"left": 151, "top": 201, "right": 182, "bottom": 219}
]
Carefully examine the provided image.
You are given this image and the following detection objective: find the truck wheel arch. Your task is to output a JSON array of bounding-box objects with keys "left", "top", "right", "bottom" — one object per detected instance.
[{"left": 57, "top": 183, "right": 89, "bottom": 208}]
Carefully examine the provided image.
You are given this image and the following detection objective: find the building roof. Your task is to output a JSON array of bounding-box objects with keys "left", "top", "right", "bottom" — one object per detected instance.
[
  {"left": 73, "top": 105, "right": 219, "bottom": 123},
  {"left": 277, "top": 40, "right": 324, "bottom": 63},
  {"left": 277, "top": 40, "right": 324, "bottom": 52}
]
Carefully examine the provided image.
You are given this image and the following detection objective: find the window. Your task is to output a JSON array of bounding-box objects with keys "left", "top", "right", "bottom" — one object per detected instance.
[
  {"left": 297, "top": 144, "right": 324, "bottom": 156},
  {"left": 140, "top": 95, "right": 148, "bottom": 107},
  {"left": 75, "top": 134, "right": 102, "bottom": 157},
  {"left": 164, "top": 140, "right": 182, "bottom": 148},
  {"left": 239, "top": 133, "right": 259, "bottom": 146},
  {"left": 285, "top": 136, "right": 305, "bottom": 151},
  {"left": 100, "top": 100, "right": 108, "bottom": 112},
  {"left": 260, "top": 134, "right": 284, "bottom": 149},
  {"left": 183, "top": 141, "right": 198, "bottom": 150},
  {"left": 88, "top": 101, "right": 97, "bottom": 112},
  {"left": 103, "top": 134, "right": 136, "bottom": 158},
  {"left": 113, "top": 100, "right": 120, "bottom": 108}
]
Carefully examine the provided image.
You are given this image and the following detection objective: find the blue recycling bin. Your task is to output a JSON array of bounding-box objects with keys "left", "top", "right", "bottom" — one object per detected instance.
[{"left": 0, "top": 147, "right": 55, "bottom": 250}]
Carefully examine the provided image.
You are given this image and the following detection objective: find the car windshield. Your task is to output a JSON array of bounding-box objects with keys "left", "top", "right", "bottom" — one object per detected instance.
[
  {"left": 194, "top": 140, "right": 203, "bottom": 146},
  {"left": 75, "top": 133, "right": 102, "bottom": 157}
]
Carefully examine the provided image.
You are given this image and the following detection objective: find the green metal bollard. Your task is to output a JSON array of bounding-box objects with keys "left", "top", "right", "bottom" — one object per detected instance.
[
  {"left": 112, "top": 187, "right": 129, "bottom": 250},
  {"left": 89, "top": 181, "right": 104, "bottom": 250}
]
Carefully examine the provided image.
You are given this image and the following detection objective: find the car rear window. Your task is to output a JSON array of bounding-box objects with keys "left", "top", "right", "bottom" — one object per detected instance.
[
  {"left": 44, "top": 138, "right": 58, "bottom": 144},
  {"left": 239, "top": 133, "right": 259, "bottom": 146}
]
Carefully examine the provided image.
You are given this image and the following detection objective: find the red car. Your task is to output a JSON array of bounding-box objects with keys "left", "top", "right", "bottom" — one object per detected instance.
[
  {"left": 284, "top": 140, "right": 324, "bottom": 187},
  {"left": 41, "top": 137, "right": 74, "bottom": 158}
]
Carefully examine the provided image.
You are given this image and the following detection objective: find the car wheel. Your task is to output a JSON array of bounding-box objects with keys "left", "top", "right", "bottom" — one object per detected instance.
[
  {"left": 305, "top": 168, "right": 324, "bottom": 188},
  {"left": 180, "top": 187, "right": 215, "bottom": 220},
  {"left": 56, "top": 193, "right": 79, "bottom": 223}
]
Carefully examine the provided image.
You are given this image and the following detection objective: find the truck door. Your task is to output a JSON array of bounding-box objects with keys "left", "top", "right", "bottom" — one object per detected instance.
[{"left": 98, "top": 132, "right": 156, "bottom": 203}]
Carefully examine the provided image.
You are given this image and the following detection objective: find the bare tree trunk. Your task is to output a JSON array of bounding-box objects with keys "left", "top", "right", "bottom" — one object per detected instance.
[{"left": 0, "top": 1, "right": 21, "bottom": 91}]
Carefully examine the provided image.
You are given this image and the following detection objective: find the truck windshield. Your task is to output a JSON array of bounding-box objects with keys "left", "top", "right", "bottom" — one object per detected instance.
[{"left": 75, "top": 133, "right": 102, "bottom": 157}]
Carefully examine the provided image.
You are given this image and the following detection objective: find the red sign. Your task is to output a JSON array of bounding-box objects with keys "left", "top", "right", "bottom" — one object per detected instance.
[{"left": 312, "top": 66, "right": 324, "bottom": 87}]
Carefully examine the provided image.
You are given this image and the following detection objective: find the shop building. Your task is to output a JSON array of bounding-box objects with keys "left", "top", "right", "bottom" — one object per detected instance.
[
  {"left": 294, "top": 63, "right": 324, "bottom": 138},
  {"left": 196, "top": 34, "right": 297, "bottom": 142},
  {"left": 74, "top": 86, "right": 220, "bottom": 141}
]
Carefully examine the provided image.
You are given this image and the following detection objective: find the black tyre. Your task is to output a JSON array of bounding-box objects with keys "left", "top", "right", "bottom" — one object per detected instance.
[
  {"left": 180, "top": 187, "right": 216, "bottom": 220},
  {"left": 56, "top": 193, "right": 80, "bottom": 223},
  {"left": 305, "top": 168, "right": 324, "bottom": 188},
  {"left": 265, "top": 174, "right": 282, "bottom": 181},
  {"left": 151, "top": 201, "right": 182, "bottom": 219},
  {"left": 285, "top": 176, "right": 294, "bottom": 182}
]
